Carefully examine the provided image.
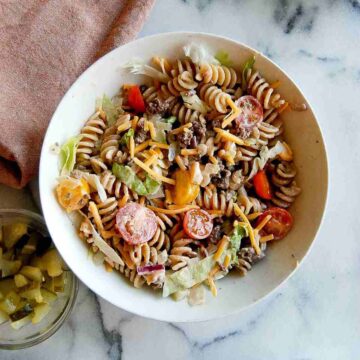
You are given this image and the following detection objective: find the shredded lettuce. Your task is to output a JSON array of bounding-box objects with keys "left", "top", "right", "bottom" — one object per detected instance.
[
  {"left": 163, "top": 250, "right": 231, "bottom": 297},
  {"left": 96, "top": 95, "right": 119, "bottom": 125},
  {"left": 59, "top": 135, "right": 82, "bottom": 175},
  {"left": 183, "top": 43, "right": 219, "bottom": 65},
  {"left": 215, "top": 50, "right": 233, "bottom": 67},
  {"left": 123, "top": 58, "right": 169, "bottom": 83},
  {"left": 229, "top": 224, "right": 248, "bottom": 264},
  {"left": 248, "top": 141, "right": 286, "bottom": 180},
  {"left": 144, "top": 174, "right": 161, "bottom": 194},
  {"left": 119, "top": 128, "right": 134, "bottom": 146},
  {"left": 181, "top": 93, "right": 211, "bottom": 114},
  {"left": 149, "top": 115, "right": 173, "bottom": 143},
  {"left": 163, "top": 116, "right": 177, "bottom": 124},
  {"left": 242, "top": 55, "right": 256, "bottom": 91},
  {"left": 78, "top": 172, "right": 107, "bottom": 202},
  {"left": 88, "top": 221, "right": 124, "bottom": 266},
  {"left": 112, "top": 164, "right": 160, "bottom": 196}
]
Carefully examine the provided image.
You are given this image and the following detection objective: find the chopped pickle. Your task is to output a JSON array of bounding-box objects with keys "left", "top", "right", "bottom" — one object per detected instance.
[
  {"left": 0, "top": 291, "right": 21, "bottom": 314},
  {"left": 3, "top": 223, "right": 28, "bottom": 249},
  {"left": 43, "top": 274, "right": 55, "bottom": 293},
  {"left": 53, "top": 273, "right": 65, "bottom": 293},
  {"left": 9, "top": 303, "right": 33, "bottom": 321},
  {"left": 0, "top": 278, "right": 16, "bottom": 297},
  {"left": 19, "top": 283, "right": 43, "bottom": 303},
  {"left": 30, "top": 256, "right": 46, "bottom": 271},
  {"left": 19, "top": 266, "right": 43, "bottom": 283},
  {"left": 32, "top": 303, "right": 50, "bottom": 324},
  {"left": 21, "top": 233, "right": 39, "bottom": 255},
  {"left": 0, "top": 259, "right": 22, "bottom": 278},
  {"left": 10, "top": 314, "right": 32, "bottom": 330},
  {"left": 40, "top": 288, "right": 57, "bottom": 303},
  {"left": 42, "top": 249, "right": 63, "bottom": 277},
  {"left": 14, "top": 274, "right": 29, "bottom": 288}
]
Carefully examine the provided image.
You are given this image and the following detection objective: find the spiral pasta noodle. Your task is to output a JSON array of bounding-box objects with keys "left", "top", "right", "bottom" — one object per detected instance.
[
  {"left": 245, "top": 68, "right": 286, "bottom": 110},
  {"left": 196, "top": 63, "right": 238, "bottom": 89},
  {"left": 76, "top": 113, "right": 106, "bottom": 170},
  {"left": 160, "top": 71, "right": 198, "bottom": 99},
  {"left": 198, "top": 83, "right": 231, "bottom": 113}
]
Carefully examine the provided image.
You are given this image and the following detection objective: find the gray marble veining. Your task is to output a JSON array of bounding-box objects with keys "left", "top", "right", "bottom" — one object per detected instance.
[{"left": 1, "top": 0, "right": 360, "bottom": 358}]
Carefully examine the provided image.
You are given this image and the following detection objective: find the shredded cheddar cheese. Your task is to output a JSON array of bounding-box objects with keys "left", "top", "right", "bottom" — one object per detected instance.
[
  {"left": 209, "top": 155, "right": 218, "bottom": 164},
  {"left": 149, "top": 141, "right": 170, "bottom": 150},
  {"left": 100, "top": 230, "right": 117, "bottom": 239},
  {"left": 134, "top": 140, "right": 151, "bottom": 154},
  {"left": 246, "top": 212, "right": 262, "bottom": 221},
  {"left": 88, "top": 201, "right": 104, "bottom": 230},
  {"left": 133, "top": 158, "right": 175, "bottom": 185},
  {"left": 208, "top": 276, "right": 218, "bottom": 297},
  {"left": 170, "top": 122, "right": 192, "bottom": 135},
  {"left": 207, "top": 209, "right": 224, "bottom": 215},
  {"left": 221, "top": 98, "right": 241, "bottom": 128},
  {"left": 147, "top": 121, "right": 157, "bottom": 140},
  {"left": 118, "top": 193, "right": 129, "bottom": 208},
  {"left": 181, "top": 149, "right": 198, "bottom": 156},
  {"left": 260, "top": 234, "right": 274, "bottom": 243},
  {"left": 214, "top": 236, "right": 229, "bottom": 261},
  {"left": 175, "top": 155, "right": 187, "bottom": 171},
  {"left": 165, "top": 189, "right": 173, "bottom": 204},
  {"left": 255, "top": 215, "right": 272, "bottom": 232},
  {"left": 148, "top": 204, "right": 198, "bottom": 214},
  {"left": 210, "top": 264, "right": 220, "bottom": 277},
  {"left": 129, "top": 136, "right": 135, "bottom": 159},
  {"left": 223, "top": 254, "right": 231, "bottom": 269},
  {"left": 233, "top": 204, "right": 261, "bottom": 255},
  {"left": 144, "top": 154, "right": 158, "bottom": 167},
  {"left": 278, "top": 102, "right": 289, "bottom": 114},
  {"left": 214, "top": 128, "right": 246, "bottom": 146},
  {"left": 131, "top": 116, "right": 139, "bottom": 129},
  {"left": 270, "top": 80, "right": 281, "bottom": 89}
]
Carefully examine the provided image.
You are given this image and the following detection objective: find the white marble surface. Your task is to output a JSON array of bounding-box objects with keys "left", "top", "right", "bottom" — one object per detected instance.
[{"left": 1, "top": 0, "right": 360, "bottom": 358}]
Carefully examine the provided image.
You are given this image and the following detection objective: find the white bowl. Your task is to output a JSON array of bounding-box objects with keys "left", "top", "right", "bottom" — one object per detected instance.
[{"left": 39, "top": 32, "right": 328, "bottom": 322}]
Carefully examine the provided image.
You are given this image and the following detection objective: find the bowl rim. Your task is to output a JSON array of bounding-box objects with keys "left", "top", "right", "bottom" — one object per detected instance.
[
  {"left": 39, "top": 31, "right": 329, "bottom": 322},
  {"left": 0, "top": 209, "right": 79, "bottom": 349}
]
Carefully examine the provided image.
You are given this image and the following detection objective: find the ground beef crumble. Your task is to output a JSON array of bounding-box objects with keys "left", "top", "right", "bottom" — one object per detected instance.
[{"left": 134, "top": 118, "right": 148, "bottom": 144}]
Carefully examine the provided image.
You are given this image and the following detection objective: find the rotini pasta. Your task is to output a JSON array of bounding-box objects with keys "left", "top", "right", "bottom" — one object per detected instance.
[{"left": 55, "top": 44, "right": 302, "bottom": 303}]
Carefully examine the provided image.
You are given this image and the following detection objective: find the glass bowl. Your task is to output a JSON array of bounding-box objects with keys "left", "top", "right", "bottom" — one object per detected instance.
[{"left": 0, "top": 209, "right": 78, "bottom": 350}]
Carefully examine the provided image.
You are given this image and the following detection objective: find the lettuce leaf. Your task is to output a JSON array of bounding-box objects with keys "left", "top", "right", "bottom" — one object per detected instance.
[
  {"left": 229, "top": 224, "right": 248, "bottom": 263},
  {"left": 123, "top": 58, "right": 170, "bottom": 83},
  {"left": 242, "top": 55, "right": 256, "bottom": 91},
  {"left": 163, "top": 250, "right": 230, "bottom": 297},
  {"left": 59, "top": 135, "right": 82, "bottom": 175},
  {"left": 97, "top": 95, "right": 119, "bottom": 125},
  {"left": 183, "top": 43, "right": 219, "bottom": 65},
  {"left": 248, "top": 141, "right": 286, "bottom": 180},
  {"left": 144, "top": 175, "right": 161, "bottom": 195},
  {"left": 215, "top": 50, "right": 233, "bottom": 67},
  {"left": 149, "top": 115, "right": 173, "bottom": 144},
  {"left": 181, "top": 93, "right": 211, "bottom": 114},
  {"left": 119, "top": 128, "right": 134, "bottom": 146},
  {"left": 163, "top": 116, "right": 177, "bottom": 124},
  {"left": 112, "top": 164, "right": 160, "bottom": 196}
]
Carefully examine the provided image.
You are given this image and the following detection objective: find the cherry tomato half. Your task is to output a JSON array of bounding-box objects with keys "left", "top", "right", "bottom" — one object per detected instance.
[
  {"left": 256, "top": 207, "right": 293, "bottom": 240},
  {"left": 115, "top": 203, "right": 157, "bottom": 244},
  {"left": 253, "top": 170, "right": 272, "bottom": 200},
  {"left": 183, "top": 209, "right": 213, "bottom": 240},
  {"left": 127, "top": 85, "right": 146, "bottom": 113},
  {"left": 234, "top": 95, "right": 263, "bottom": 130}
]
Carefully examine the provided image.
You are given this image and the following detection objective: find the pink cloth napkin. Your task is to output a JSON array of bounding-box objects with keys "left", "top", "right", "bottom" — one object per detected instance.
[{"left": 0, "top": 0, "right": 156, "bottom": 189}]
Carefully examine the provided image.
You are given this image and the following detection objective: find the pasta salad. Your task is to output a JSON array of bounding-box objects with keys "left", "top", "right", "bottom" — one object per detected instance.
[{"left": 55, "top": 44, "right": 301, "bottom": 304}]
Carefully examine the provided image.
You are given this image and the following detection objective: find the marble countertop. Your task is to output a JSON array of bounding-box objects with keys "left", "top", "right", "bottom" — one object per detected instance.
[{"left": 1, "top": 0, "right": 360, "bottom": 358}]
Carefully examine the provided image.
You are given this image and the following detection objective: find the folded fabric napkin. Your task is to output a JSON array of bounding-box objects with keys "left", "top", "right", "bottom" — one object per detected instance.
[{"left": 0, "top": 0, "right": 156, "bottom": 189}]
